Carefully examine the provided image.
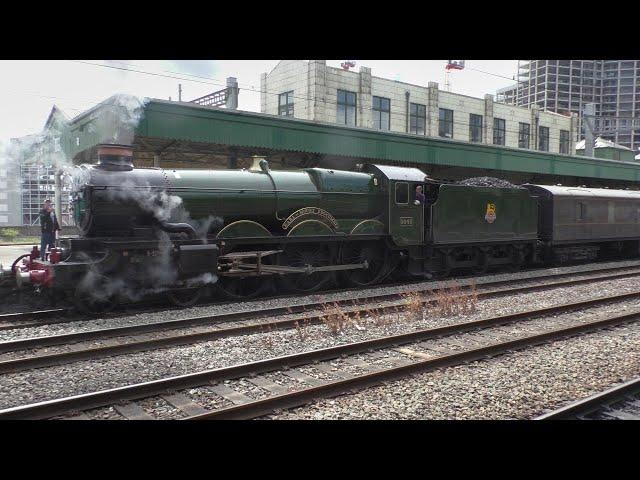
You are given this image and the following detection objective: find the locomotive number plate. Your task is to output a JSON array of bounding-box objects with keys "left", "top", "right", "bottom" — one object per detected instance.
[{"left": 399, "top": 217, "right": 414, "bottom": 226}]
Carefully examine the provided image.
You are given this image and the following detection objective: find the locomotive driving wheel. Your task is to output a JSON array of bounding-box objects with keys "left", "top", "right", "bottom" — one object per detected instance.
[
  {"left": 216, "top": 275, "right": 271, "bottom": 300},
  {"left": 276, "top": 244, "right": 334, "bottom": 293},
  {"left": 74, "top": 273, "right": 117, "bottom": 315},
  {"left": 339, "top": 241, "right": 388, "bottom": 287},
  {"left": 167, "top": 287, "right": 206, "bottom": 307}
]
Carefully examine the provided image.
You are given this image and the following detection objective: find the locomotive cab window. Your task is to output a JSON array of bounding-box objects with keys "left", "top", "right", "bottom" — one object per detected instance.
[{"left": 395, "top": 182, "right": 409, "bottom": 205}]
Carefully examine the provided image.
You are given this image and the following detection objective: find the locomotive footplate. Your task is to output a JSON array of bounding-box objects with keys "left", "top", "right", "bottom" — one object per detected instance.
[{"left": 218, "top": 250, "right": 369, "bottom": 277}]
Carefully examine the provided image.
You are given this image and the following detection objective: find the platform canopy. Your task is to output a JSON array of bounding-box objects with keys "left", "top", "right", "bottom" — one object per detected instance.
[{"left": 58, "top": 95, "right": 640, "bottom": 186}]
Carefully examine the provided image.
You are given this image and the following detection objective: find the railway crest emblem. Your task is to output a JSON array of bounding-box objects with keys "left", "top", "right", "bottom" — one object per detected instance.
[{"left": 484, "top": 203, "right": 497, "bottom": 223}]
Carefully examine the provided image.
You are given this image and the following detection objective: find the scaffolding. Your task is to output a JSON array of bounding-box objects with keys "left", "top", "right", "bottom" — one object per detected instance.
[
  {"left": 506, "top": 60, "right": 640, "bottom": 152},
  {"left": 20, "top": 164, "right": 71, "bottom": 226}
]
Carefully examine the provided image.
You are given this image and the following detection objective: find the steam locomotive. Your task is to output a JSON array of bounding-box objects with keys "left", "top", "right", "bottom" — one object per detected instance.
[{"left": 7, "top": 144, "right": 640, "bottom": 313}]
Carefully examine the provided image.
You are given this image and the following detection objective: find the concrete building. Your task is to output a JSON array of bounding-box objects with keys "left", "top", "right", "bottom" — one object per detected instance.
[
  {"left": 261, "top": 60, "right": 576, "bottom": 156},
  {"left": 497, "top": 60, "right": 640, "bottom": 153}
]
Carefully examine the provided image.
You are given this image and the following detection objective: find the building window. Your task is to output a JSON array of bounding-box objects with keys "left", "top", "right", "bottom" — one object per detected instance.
[
  {"left": 278, "top": 91, "right": 294, "bottom": 116},
  {"left": 373, "top": 96, "right": 390, "bottom": 131},
  {"left": 410, "top": 103, "right": 426, "bottom": 135},
  {"left": 559, "top": 129, "right": 570, "bottom": 154},
  {"left": 469, "top": 114, "right": 483, "bottom": 143},
  {"left": 439, "top": 108, "right": 453, "bottom": 138},
  {"left": 539, "top": 126, "right": 550, "bottom": 151},
  {"left": 519, "top": 123, "right": 530, "bottom": 149},
  {"left": 337, "top": 89, "right": 357, "bottom": 126},
  {"left": 493, "top": 118, "right": 506, "bottom": 145}
]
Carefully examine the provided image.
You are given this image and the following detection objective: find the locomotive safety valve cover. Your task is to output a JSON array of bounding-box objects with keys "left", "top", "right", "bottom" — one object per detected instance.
[{"left": 177, "top": 244, "right": 219, "bottom": 276}]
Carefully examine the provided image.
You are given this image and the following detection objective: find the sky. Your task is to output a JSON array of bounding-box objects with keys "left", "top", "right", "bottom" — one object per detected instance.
[{"left": 0, "top": 60, "right": 519, "bottom": 143}]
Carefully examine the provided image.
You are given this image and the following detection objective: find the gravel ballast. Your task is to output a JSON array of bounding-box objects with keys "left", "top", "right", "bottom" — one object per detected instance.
[
  {"left": 1, "top": 274, "right": 640, "bottom": 411},
  {"left": 265, "top": 323, "right": 640, "bottom": 420}
]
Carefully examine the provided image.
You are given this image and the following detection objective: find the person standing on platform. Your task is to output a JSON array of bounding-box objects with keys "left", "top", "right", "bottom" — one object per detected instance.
[{"left": 39, "top": 199, "right": 60, "bottom": 261}]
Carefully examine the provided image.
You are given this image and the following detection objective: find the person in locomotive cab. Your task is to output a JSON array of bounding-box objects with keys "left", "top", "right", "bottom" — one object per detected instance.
[
  {"left": 39, "top": 200, "right": 60, "bottom": 261},
  {"left": 414, "top": 185, "right": 426, "bottom": 205}
]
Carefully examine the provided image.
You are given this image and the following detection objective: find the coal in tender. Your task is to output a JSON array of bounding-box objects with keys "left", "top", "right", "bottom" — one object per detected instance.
[{"left": 456, "top": 177, "right": 522, "bottom": 189}]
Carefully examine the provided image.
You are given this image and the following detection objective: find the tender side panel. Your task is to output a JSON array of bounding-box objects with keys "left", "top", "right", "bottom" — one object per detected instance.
[{"left": 430, "top": 185, "right": 538, "bottom": 245}]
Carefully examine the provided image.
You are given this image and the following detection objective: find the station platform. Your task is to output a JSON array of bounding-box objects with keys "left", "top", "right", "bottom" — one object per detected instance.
[{"left": 0, "top": 245, "right": 36, "bottom": 269}]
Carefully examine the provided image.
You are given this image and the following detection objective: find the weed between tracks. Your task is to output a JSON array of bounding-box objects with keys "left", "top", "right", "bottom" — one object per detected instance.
[
  {"left": 321, "top": 283, "right": 479, "bottom": 339},
  {"left": 257, "top": 283, "right": 480, "bottom": 350}
]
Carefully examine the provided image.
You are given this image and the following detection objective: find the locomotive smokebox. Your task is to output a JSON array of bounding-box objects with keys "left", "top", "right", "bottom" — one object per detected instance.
[{"left": 97, "top": 144, "right": 134, "bottom": 171}]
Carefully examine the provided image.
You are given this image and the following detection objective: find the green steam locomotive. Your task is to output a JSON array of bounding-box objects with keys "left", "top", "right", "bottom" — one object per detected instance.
[{"left": 11, "top": 144, "right": 640, "bottom": 313}]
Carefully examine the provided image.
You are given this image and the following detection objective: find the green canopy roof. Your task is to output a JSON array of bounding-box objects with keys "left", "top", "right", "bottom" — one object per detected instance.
[{"left": 60, "top": 95, "right": 640, "bottom": 183}]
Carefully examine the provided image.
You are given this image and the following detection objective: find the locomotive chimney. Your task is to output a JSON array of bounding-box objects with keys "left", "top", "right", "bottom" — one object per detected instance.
[{"left": 96, "top": 144, "right": 134, "bottom": 171}]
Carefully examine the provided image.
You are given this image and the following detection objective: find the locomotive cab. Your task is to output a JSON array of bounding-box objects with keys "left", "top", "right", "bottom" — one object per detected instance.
[{"left": 363, "top": 164, "right": 426, "bottom": 246}]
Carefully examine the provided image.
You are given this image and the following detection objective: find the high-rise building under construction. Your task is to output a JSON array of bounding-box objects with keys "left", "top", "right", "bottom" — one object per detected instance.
[{"left": 496, "top": 60, "right": 640, "bottom": 153}]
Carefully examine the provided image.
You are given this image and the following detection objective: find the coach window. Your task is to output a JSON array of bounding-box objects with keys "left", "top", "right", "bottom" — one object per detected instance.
[
  {"left": 577, "top": 202, "right": 587, "bottom": 221},
  {"left": 395, "top": 182, "right": 409, "bottom": 205}
]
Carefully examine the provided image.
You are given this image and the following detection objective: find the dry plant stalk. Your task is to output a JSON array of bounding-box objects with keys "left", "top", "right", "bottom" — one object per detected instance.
[
  {"left": 457, "top": 281, "right": 478, "bottom": 314},
  {"left": 261, "top": 323, "right": 275, "bottom": 349},
  {"left": 429, "top": 282, "right": 480, "bottom": 317},
  {"left": 402, "top": 290, "right": 425, "bottom": 322},
  {"left": 294, "top": 319, "right": 310, "bottom": 342},
  {"left": 321, "top": 302, "right": 350, "bottom": 336},
  {"left": 364, "top": 306, "right": 385, "bottom": 327}
]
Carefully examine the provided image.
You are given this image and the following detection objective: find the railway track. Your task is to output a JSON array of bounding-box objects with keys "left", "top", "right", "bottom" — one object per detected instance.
[
  {"left": 535, "top": 377, "right": 640, "bottom": 420},
  {"left": 2, "top": 260, "right": 640, "bottom": 332},
  {"left": 0, "top": 265, "right": 640, "bottom": 331},
  {"left": 1, "top": 266, "right": 640, "bottom": 375},
  {"left": 1, "top": 289, "right": 639, "bottom": 420},
  {"left": 0, "top": 309, "right": 66, "bottom": 331}
]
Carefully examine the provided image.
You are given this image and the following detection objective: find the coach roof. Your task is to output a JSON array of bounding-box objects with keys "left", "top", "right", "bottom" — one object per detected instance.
[{"left": 529, "top": 184, "right": 640, "bottom": 199}]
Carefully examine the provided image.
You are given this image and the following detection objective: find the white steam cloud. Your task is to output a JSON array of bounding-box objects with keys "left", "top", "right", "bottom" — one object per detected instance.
[{"left": 1, "top": 93, "right": 222, "bottom": 305}]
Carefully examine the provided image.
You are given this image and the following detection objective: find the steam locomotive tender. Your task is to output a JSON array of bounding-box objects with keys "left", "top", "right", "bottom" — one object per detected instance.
[{"left": 10, "top": 144, "right": 640, "bottom": 313}]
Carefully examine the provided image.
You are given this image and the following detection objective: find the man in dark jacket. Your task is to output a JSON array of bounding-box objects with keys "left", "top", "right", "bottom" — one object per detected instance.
[{"left": 39, "top": 200, "right": 60, "bottom": 261}]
